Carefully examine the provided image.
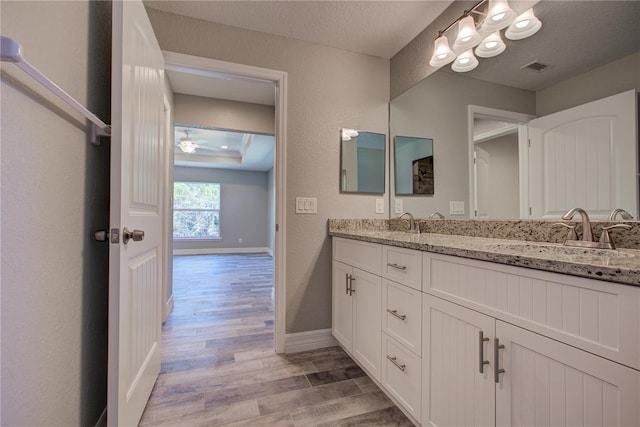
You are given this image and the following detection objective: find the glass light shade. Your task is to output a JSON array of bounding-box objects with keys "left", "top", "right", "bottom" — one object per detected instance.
[
  {"left": 341, "top": 128, "right": 359, "bottom": 142},
  {"left": 505, "top": 8, "right": 542, "bottom": 40},
  {"left": 452, "top": 15, "right": 482, "bottom": 51},
  {"left": 429, "top": 34, "right": 456, "bottom": 67},
  {"left": 475, "top": 32, "right": 506, "bottom": 58},
  {"left": 481, "top": 0, "right": 517, "bottom": 32},
  {"left": 179, "top": 141, "right": 197, "bottom": 153},
  {"left": 451, "top": 49, "right": 479, "bottom": 72}
]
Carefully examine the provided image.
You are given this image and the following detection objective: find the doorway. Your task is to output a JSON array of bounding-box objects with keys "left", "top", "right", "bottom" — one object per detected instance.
[{"left": 162, "top": 52, "right": 287, "bottom": 353}]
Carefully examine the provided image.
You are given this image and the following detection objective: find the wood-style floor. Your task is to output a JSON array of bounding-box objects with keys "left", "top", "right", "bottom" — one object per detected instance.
[{"left": 139, "top": 254, "right": 414, "bottom": 426}]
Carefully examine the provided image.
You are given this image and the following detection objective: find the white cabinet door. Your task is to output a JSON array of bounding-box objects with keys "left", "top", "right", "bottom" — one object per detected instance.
[
  {"left": 352, "top": 267, "right": 382, "bottom": 381},
  {"left": 422, "top": 294, "right": 495, "bottom": 427},
  {"left": 496, "top": 320, "right": 640, "bottom": 427},
  {"left": 528, "top": 89, "right": 637, "bottom": 219},
  {"left": 332, "top": 260, "right": 354, "bottom": 351}
]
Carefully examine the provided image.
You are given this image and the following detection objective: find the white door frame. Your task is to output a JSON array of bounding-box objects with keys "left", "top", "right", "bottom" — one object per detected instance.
[
  {"left": 162, "top": 51, "right": 287, "bottom": 353},
  {"left": 467, "top": 105, "right": 535, "bottom": 219}
]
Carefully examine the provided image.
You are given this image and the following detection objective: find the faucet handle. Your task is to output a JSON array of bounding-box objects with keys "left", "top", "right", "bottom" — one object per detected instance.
[
  {"left": 553, "top": 222, "right": 578, "bottom": 241},
  {"left": 599, "top": 224, "right": 632, "bottom": 249}
]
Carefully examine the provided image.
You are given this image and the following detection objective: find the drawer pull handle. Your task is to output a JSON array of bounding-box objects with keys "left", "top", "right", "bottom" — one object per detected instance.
[
  {"left": 387, "top": 309, "right": 407, "bottom": 321},
  {"left": 494, "top": 338, "right": 505, "bottom": 383},
  {"left": 387, "top": 263, "right": 407, "bottom": 271},
  {"left": 479, "top": 331, "right": 490, "bottom": 374},
  {"left": 387, "top": 355, "right": 406, "bottom": 372},
  {"left": 348, "top": 275, "right": 355, "bottom": 296}
]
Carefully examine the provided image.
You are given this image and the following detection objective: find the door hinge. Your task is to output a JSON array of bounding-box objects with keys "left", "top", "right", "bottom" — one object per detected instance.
[
  {"left": 528, "top": 139, "right": 531, "bottom": 147},
  {"left": 529, "top": 207, "right": 532, "bottom": 215},
  {"left": 110, "top": 228, "right": 120, "bottom": 244}
]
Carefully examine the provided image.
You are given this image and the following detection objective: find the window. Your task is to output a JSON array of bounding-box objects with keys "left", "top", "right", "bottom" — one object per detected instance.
[{"left": 173, "top": 182, "right": 221, "bottom": 239}]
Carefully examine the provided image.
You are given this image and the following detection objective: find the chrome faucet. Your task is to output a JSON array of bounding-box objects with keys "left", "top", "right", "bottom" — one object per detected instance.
[
  {"left": 429, "top": 212, "right": 445, "bottom": 219},
  {"left": 609, "top": 208, "right": 633, "bottom": 221},
  {"left": 562, "top": 207, "right": 593, "bottom": 242},
  {"left": 398, "top": 212, "right": 419, "bottom": 233}
]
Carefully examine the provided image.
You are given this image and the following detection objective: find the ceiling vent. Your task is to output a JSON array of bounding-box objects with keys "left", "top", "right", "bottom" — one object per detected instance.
[{"left": 521, "top": 60, "right": 551, "bottom": 72}]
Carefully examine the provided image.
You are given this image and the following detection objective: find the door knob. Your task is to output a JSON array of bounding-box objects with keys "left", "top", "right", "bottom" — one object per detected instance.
[
  {"left": 123, "top": 227, "right": 144, "bottom": 244},
  {"left": 94, "top": 229, "right": 108, "bottom": 242}
]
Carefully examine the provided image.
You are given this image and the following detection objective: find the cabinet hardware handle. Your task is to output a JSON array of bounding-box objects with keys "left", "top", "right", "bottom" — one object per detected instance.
[
  {"left": 348, "top": 275, "right": 356, "bottom": 295},
  {"left": 479, "top": 331, "right": 490, "bottom": 374},
  {"left": 387, "top": 309, "right": 407, "bottom": 321},
  {"left": 494, "top": 338, "right": 505, "bottom": 383},
  {"left": 387, "top": 355, "right": 406, "bottom": 371},
  {"left": 387, "top": 263, "right": 407, "bottom": 271},
  {"left": 345, "top": 273, "right": 350, "bottom": 295}
]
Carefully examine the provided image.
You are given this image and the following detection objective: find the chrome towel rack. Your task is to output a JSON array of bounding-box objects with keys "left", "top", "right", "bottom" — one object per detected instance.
[{"left": 1, "top": 36, "right": 111, "bottom": 145}]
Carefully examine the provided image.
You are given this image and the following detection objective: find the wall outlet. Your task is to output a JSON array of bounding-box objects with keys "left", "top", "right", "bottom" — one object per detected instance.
[
  {"left": 238, "top": 238, "right": 243, "bottom": 244},
  {"left": 449, "top": 201, "right": 465, "bottom": 215},
  {"left": 395, "top": 199, "right": 403, "bottom": 214},
  {"left": 375, "top": 198, "right": 384, "bottom": 214},
  {"left": 295, "top": 197, "right": 317, "bottom": 214}
]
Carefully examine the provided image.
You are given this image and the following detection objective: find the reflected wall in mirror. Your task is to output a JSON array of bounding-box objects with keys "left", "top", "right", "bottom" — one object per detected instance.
[
  {"left": 390, "top": 0, "right": 640, "bottom": 220},
  {"left": 340, "top": 129, "right": 386, "bottom": 194},
  {"left": 394, "top": 136, "right": 434, "bottom": 195}
]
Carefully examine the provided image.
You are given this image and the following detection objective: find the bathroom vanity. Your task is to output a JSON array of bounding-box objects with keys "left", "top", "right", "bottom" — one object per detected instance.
[{"left": 329, "top": 222, "right": 640, "bottom": 426}]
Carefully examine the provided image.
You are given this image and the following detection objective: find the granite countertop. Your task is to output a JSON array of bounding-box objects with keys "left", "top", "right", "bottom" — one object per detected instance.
[{"left": 329, "top": 229, "right": 640, "bottom": 287}]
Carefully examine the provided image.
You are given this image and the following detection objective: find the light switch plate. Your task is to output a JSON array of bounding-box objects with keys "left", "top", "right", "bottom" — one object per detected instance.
[
  {"left": 395, "top": 199, "right": 403, "bottom": 214},
  {"left": 375, "top": 198, "right": 384, "bottom": 214},
  {"left": 449, "top": 201, "right": 465, "bottom": 215},
  {"left": 295, "top": 197, "right": 317, "bottom": 214}
]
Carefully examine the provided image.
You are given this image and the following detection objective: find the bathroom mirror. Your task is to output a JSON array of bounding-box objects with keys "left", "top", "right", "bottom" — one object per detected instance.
[
  {"left": 394, "top": 136, "right": 434, "bottom": 195},
  {"left": 390, "top": 0, "right": 640, "bottom": 220},
  {"left": 340, "top": 129, "right": 386, "bottom": 194}
]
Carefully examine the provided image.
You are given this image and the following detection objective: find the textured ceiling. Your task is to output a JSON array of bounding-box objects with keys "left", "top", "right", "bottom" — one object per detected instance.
[{"left": 144, "top": 0, "right": 453, "bottom": 59}]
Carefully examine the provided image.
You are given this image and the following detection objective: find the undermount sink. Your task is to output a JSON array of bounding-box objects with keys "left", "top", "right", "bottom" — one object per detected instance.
[{"left": 484, "top": 242, "right": 637, "bottom": 260}]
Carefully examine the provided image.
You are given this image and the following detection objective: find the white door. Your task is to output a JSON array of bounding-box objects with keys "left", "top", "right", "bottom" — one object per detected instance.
[
  {"left": 474, "top": 146, "right": 490, "bottom": 218},
  {"left": 108, "top": 1, "right": 166, "bottom": 425},
  {"left": 422, "top": 294, "right": 495, "bottom": 427},
  {"left": 496, "top": 321, "right": 640, "bottom": 427},
  {"left": 529, "top": 90, "right": 638, "bottom": 219}
]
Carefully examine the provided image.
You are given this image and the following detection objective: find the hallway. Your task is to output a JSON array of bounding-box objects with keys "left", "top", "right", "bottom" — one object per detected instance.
[{"left": 139, "top": 254, "right": 413, "bottom": 426}]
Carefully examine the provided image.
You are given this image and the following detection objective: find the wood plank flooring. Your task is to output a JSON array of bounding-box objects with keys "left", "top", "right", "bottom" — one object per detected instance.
[{"left": 140, "top": 254, "right": 414, "bottom": 426}]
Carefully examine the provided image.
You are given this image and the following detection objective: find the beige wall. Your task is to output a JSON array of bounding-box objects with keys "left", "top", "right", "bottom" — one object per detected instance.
[
  {"left": 536, "top": 52, "right": 640, "bottom": 116},
  {"left": 174, "top": 94, "right": 275, "bottom": 135},
  {"left": 146, "top": 8, "right": 390, "bottom": 334},
  {"left": 1, "top": 1, "right": 111, "bottom": 425},
  {"left": 390, "top": 70, "right": 535, "bottom": 218}
]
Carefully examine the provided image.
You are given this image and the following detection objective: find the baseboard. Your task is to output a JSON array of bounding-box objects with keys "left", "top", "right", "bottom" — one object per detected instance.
[
  {"left": 94, "top": 407, "right": 107, "bottom": 427},
  {"left": 173, "top": 247, "right": 271, "bottom": 256},
  {"left": 164, "top": 295, "right": 174, "bottom": 322},
  {"left": 284, "top": 328, "right": 338, "bottom": 353}
]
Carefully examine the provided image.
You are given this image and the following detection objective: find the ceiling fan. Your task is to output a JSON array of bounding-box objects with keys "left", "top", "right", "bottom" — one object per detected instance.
[{"left": 176, "top": 129, "right": 222, "bottom": 154}]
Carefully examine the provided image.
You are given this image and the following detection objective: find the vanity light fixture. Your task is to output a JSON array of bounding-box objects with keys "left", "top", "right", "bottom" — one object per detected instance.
[
  {"left": 505, "top": 8, "right": 542, "bottom": 40},
  {"left": 341, "top": 128, "right": 359, "bottom": 142},
  {"left": 428, "top": 0, "right": 542, "bottom": 73},
  {"left": 178, "top": 141, "right": 197, "bottom": 154}
]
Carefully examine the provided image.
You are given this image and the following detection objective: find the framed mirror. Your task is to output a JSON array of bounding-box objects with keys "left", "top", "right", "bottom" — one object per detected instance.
[
  {"left": 394, "top": 136, "right": 434, "bottom": 195},
  {"left": 340, "top": 129, "right": 386, "bottom": 194}
]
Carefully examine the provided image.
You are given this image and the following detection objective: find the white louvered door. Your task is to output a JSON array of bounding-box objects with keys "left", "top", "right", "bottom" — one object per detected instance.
[
  {"left": 108, "top": 1, "right": 166, "bottom": 425},
  {"left": 422, "top": 294, "right": 495, "bottom": 427},
  {"left": 496, "top": 320, "right": 640, "bottom": 427},
  {"left": 528, "top": 90, "right": 637, "bottom": 219}
]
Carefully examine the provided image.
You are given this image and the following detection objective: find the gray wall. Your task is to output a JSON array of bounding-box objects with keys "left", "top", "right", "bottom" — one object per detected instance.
[
  {"left": 536, "top": 52, "right": 640, "bottom": 116},
  {"left": 1, "top": 1, "right": 111, "bottom": 425},
  {"left": 174, "top": 93, "right": 275, "bottom": 134},
  {"left": 390, "top": 70, "right": 535, "bottom": 218},
  {"left": 173, "top": 167, "right": 269, "bottom": 251},
  {"left": 147, "top": 8, "right": 390, "bottom": 334}
]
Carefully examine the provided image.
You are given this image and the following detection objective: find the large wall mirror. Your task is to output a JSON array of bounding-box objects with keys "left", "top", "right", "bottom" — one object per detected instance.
[
  {"left": 340, "top": 129, "right": 386, "bottom": 194},
  {"left": 390, "top": 0, "right": 640, "bottom": 220}
]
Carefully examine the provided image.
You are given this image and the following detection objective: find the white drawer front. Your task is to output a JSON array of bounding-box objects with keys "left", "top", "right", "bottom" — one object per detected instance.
[
  {"left": 423, "top": 252, "right": 640, "bottom": 370},
  {"left": 382, "top": 245, "right": 422, "bottom": 290},
  {"left": 382, "top": 334, "right": 422, "bottom": 421},
  {"left": 382, "top": 280, "right": 422, "bottom": 356},
  {"left": 333, "top": 237, "right": 381, "bottom": 275}
]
